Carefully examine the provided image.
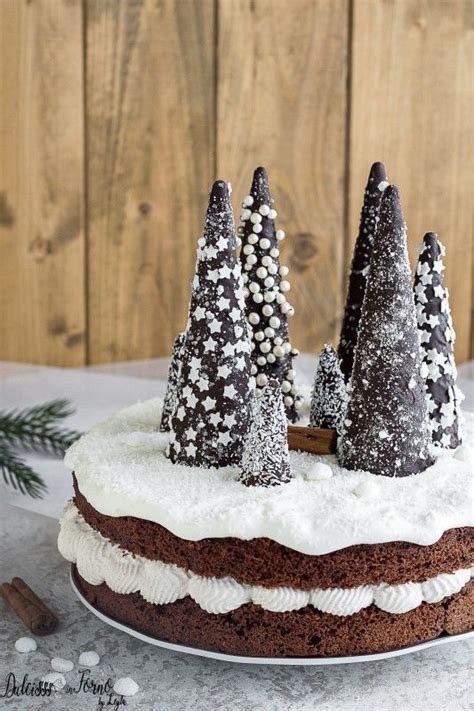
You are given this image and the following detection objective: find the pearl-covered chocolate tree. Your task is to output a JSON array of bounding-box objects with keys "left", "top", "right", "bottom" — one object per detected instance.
[
  {"left": 310, "top": 345, "right": 347, "bottom": 432},
  {"left": 338, "top": 186, "right": 433, "bottom": 477},
  {"left": 239, "top": 167, "right": 301, "bottom": 422},
  {"left": 414, "top": 232, "right": 463, "bottom": 448},
  {"left": 239, "top": 380, "right": 292, "bottom": 487},
  {"left": 166, "top": 181, "right": 252, "bottom": 468},
  {"left": 338, "top": 162, "right": 388, "bottom": 381},
  {"left": 160, "top": 332, "right": 186, "bottom": 432}
]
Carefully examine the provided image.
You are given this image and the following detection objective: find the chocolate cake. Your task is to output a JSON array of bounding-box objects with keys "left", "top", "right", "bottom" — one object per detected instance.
[{"left": 59, "top": 170, "right": 473, "bottom": 659}]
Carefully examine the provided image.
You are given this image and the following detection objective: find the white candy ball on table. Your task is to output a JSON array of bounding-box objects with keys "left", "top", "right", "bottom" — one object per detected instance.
[
  {"left": 269, "top": 315, "right": 280, "bottom": 329},
  {"left": 262, "top": 304, "right": 273, "bottom": 317},
  {"left": 256, "top": 373, "right": 268, "bottom": 386},
  {"left": 243, "top": 195, "right": 254, "bottom": 207},
  {"left": 264, "top": 327, "right": 275, "bottom": 338},
  {"left": 113, "top": 677, "right": 139, "bottom": 698},
  {"left": 260, "top": 341, "right": 271, "bottom": 354},
  {"left": 243, "top": 244, "right": 254, "bottom": 255},
  {"left": 264, "top": 276, "right": 275, "bottom": 288},
  {"left": 259, "top": 204, "right": 270, "bottom": 216},
  {"left": 273, "top": 345, "right": 285, "bottom": 357},
  {"left": 249, "top": 312, "right": 260, "bottom": 325},
  {"left": 15, "top": 637, "right": 37, "bottom": 653},
  {"left": 253, "top": 292, "right": 263, "bottom": 303},
  {"left": 250, "top": 212, "right": 262, "bottom": 224},
  {"left": 253, "top": 223, "right": 263, "bottom": 234},
  {"left": 281, "top": 380, "right": 292, "bottom": 393},
  {"left": 279, "top": 265, "right": 289, "bottom": 276},
  {"left": 259, "top": 237, "right": 270, "bottom": 249},
  {"left": 261, "top": 255, "right": 272, "bottom": 267},
  {"left": 276, "top": 229, "right": 285, "bottom": 240},
  {"left": 280, "top": 280, "right": 291, "bottom": 292},
  {"left": 268, "top": 209, "right": 277, "bottom": 219}
]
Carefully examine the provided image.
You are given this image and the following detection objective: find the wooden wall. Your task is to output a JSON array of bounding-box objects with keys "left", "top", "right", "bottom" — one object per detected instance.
[{"left": 0, "top": 0, "right": 472, "bottom": 366}]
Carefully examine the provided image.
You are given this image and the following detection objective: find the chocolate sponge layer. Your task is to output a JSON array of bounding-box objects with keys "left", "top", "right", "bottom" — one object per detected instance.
[
  {"left": 74, "top": 568, "right": 474, "bottom": 658},
  {"left": 73, "top": 477, "right": 474, "bottom": 590}
]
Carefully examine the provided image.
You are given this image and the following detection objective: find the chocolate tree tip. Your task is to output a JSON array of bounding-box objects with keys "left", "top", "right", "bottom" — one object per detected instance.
[
  {"left": 369, "top": 161, "right": 387, "bottom": 184},
  {"left": 211, "top": 180, "right": 229, "bottom": 200},
  {"left": 254, "top": 166, "right": 268, "bottom": 180},
  {"left": 251, "top": 167, "right": 271, "bottom": 203},
  {"left": 422, "top": 231, "right": 442, "bottom": 258}
]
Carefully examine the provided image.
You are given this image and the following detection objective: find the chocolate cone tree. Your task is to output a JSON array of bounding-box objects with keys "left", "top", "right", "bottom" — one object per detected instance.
[
  {"left": 239, "top": 167, "right": 301, "bottom": 422},
  {"left": 414, "top": 232, "right": 463, "bottom": 448},
  {"left": 338, "top": 162, "right": 388, "bottom": 381},
  {"left": 310, "top": 345, "right": 347, "bottom": 432},
  {"left": 166, "top": 181, "right": 252, "bottom": 467},
  {"left": 160, "top": 332, "right": 186, "bottom": 432},
  {"left": 338, "top": 186, "right": 433, "bottom": 477},
  {"left": 239, "top": 380, "right": 292, "bottom": 487}
]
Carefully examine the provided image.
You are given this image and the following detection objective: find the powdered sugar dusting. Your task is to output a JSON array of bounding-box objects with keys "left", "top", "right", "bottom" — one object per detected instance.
[{"left": 65, "top": 397, "right": 474, "bottom": 556}]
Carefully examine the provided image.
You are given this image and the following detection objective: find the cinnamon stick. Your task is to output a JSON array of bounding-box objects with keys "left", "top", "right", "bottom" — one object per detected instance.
[
  {"left": 0, "top": 579, "right": 58, "bottom": 635},
  {"left": 287, "top": 425, "right": 337, "bottom": 454}
]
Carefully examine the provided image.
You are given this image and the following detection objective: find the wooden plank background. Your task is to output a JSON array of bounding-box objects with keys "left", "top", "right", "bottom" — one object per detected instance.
[{"left": 0, "top": 0, "right": 472, "bottom": 367}]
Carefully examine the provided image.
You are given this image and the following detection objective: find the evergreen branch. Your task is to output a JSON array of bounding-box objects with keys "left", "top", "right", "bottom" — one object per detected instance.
[
  {"left": 0, "top": 399, "right": 81, "bottom": 455},
  {"left": 0, "top": 443, "right": 47, "bottom": 499}
]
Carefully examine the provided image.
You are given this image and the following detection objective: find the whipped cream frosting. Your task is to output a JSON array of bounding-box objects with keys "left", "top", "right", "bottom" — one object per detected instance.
[
  {"left": 64, "top": 398, "right": 474, "bottom": 555},
  {"left": 59, "top": 503, "right": 473, "bottom": 617}
]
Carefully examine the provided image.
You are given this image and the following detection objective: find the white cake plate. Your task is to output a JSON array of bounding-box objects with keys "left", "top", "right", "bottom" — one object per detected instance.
[{"left": 71, "top": 574, "right": 473, "bottom": 666}]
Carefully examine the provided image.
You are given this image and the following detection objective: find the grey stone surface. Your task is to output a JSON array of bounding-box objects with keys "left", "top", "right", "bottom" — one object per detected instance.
[{"left": 0, "top": 501, "right": 472, "bottom": 711}]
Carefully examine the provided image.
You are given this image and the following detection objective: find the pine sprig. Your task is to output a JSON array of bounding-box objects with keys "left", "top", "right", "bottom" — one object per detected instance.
[
  {"left": 0, "top": 442, "right": 47, "bottom": 499},
  {"left": 0, "top": 399, "right": 80, "bottom": 455}
]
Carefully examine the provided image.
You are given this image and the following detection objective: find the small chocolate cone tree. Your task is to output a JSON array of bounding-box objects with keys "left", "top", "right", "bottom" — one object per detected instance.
[
  {"left": 166, "top": 181, "right": 252, "bottom": 467},
  {"left": 160, "top": 332, "right": 186, "bottom": 432},
  {"left": 239, "top": 380, "right": 292, "bottom": 487},
  {"left": 338, "top": 162, "right": 388, "bottom": 381},
  {"left": 338, "top": 185, "right": 433, "bottom": 477},
  {"left": 310, "top": 345, "right": 348, "bottom": 432},
  {"left": 414, "top": 232, "right": 463, "bottom": 448},
  {"left": 239, "top": 167, "right": 301, "bottom": 422}
]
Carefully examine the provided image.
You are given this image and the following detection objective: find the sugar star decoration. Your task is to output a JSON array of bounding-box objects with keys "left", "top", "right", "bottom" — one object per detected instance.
[
  {"left": 166, "top": 181, "right": 252, "bottom": 468},
  {"left": 413, "top": 232, "right": 463, "bottom": 449}
]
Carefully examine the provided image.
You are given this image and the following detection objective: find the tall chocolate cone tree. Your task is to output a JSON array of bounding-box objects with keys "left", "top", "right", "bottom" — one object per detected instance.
[
  {"left": 167, "top": 181, "right": 252, "bottom": 467},
  {"left": 338, "top": 186, "right": 433, "bottom": 477},
  {"left": 239, "top": 167, "right": 301, "bottom": 422},
  {"left": 414, "top": 232, "right": 463, "bottom": 448},
  {"left": 310, "top": 345, "right": 347, "bottom": 432},
  {"left": 338, "top": 162, "right": 388, "bottom": 381},
  {"left": 160, "top": 332, "right": 186, "bottom": 432},
  {"left": 239, "top": 380, "right": 292, "bottom": 487}
]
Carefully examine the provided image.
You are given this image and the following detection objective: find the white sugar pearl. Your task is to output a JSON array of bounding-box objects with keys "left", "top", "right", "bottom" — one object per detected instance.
[
  {"left": 273, "top": 345, "right": 285, "bottom": 357},
  {"left": 267, "top": 263, "right": 278, "bottom": 275},
  {"left": 249, "top": 281, "right": 260, "bottom": 293},
  {"left": 250, "top": 212, "right": 262, "bottom": 223},
  {"left": 259, "top": 204, "right": 270, "bottom": 216},
  {"left": 236, "top": 237, "right": 242, "bottom": 247},
  {"left": 259, "top": 237, "right": 271, "bottom": 249},
  {"left": 281, "top": 380, "right": 292, "bottom": 393},
  {"left": 253, "top": 293, "right": 263, "bottom": 303},
  {"left": 279, "top": 265, "right": 289, "bottom": 276},
  {"left": 79, "top": 651, "right": 100, "bottom": 667},
  {"left": 264, "top": 276, "right": 275, "bottom": 288},
  {"left": 270, "top": 247, "right": 279, "bottom": 257},
  {"left": 243, "top": 287, "right": 249, "bottom": 298},
  {"left": 244, "top": 264, "right": 252, "bottom": 271},
  {"left": 243, "top": 195, "right": 254, "bottom": 207},
  {"left": 256, "top": 373, "right": 268, "bottom": 386},
  {"left": 15, "top": 637, "right": 37, "bottom": 653},
  {"left": 251, "top": 364, "right": 258, "bottom": 375},
  {"left": 248, "top": 233, "right": 258, "bottom": 244},
  {"left": 42, "top": 673, "right": 66, "bottom": 691},
  {"left": 113, "top": 677, "right": 139, "bottom": 697},
  {"left": 276, "top": 229, "right": 285, "bottom": 240},
  {"left": 284, "top": 395, "right": 294, "bottom": 406},
  {"left": 253, "top": 223, "right": 263, "bottom": 234},
  {"left": 268, "top": 209, "right": 277, "bottom": 219},
  {"left": 246, "top": 254, "right": 257, "bottom": 266},
  {"left": 241, "top": 209, "right": 251, "bottom": 220},
  {"left": 264, "top": 291, "right": 276, "bottom": 302},
  {"left": 264, "top": 327, "right": 275, "bottom": 338},
  {"left": 262, "top": 304, "right": 273, "bottom": 316},
  {"left": 280, "top": 280, "right": 291, "bottom": 292},
  {"left": 281, "top": 302, "right": 291, "bottom": 313},
  {"left": 276, "top": 292, "right": 286, "bottom": 304},
  {"left": 266, "top": 353, "right": 276, "bottom": 363},
  {"left": 254, "top": 331, "right": 264, "bottom": 341},
  {"left": 249, "top": 312, "right": 260, "bottom": 325},
  {"left": 257, "top": 356, "right": 266, "bottom": 366},
  {"left": 261, "top": 255, "right": 272, "bottom": 267},
  {"left": 274, "top": 336, "right": 283, "bottom": 346},
  {"left": 292, "top": 347, "right": 299, "bottom": 356},
  {"left": 287, "top": 306, "right": 295, "bottom": 316},
  {"left": 197, "top": 237, "right": 206, "bottom": 247},
  {"left": 284, "top": 342, "right": 292, "bottom": 353},
  {"left": 306, "top": 462, "right": 333, "bottom": 481},
  {"left": 291, "top": 384, "right": 299, "bottom": 395},
  {"left": 269, "top": 316, "right": 280, "bottom": 328},
  {"left": 256, "top": 266, "right": 268, "bottom": 278},
  {"left": 250, "top": 341, "right": 256, "bottom": 351},
  {"left": 51, "top": 657, "right": 74, "bottom": 673},
  {"left": 294, "top": 398, "right": 302, "bottom": 410},
  {"left": 260, "top": 342, "right": 271, "bottom": 353},
  {"left": 286, "top": 369, "right": 296, "bottom": 380},
  {"left": 243, "top": 244, "right": 254, "bottom": 255}
]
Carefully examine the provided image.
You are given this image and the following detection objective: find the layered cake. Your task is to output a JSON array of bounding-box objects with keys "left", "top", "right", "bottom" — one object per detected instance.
[{"left": 59, "top": 166, "right": 473, "bottom": 658}]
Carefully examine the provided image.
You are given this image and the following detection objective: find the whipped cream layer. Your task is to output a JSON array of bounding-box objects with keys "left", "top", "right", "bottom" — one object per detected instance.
[
  {"left": 65, "top": 398, "right": 474, "bottom": 555},
  {"left": 59, "top": 503, "right": 473, "bottom": 616}
]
